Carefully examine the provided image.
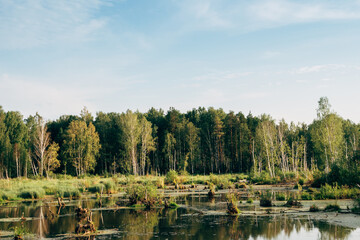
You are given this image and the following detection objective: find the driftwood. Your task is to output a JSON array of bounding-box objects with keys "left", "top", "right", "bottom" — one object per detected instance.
[{"left": 57, "top": 197, "right": 65, "bottom": 207}]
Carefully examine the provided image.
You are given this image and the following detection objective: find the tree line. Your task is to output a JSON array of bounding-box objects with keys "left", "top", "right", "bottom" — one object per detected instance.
[{"left": 0, "top": 97, "right": 359, "bottom": 178}]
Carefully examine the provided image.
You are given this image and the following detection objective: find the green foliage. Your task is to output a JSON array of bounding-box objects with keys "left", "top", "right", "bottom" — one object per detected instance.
[
  {"left": 235, "top": 182, "right": 247, "bottom": 189},
  {"left": 165, "top": 170, "right": 178, "bottom": 184},
  {"left": 310, "top": 204, "right": 320, "bottom": 212},
  {"left": 301, "top": 192, "right": 313, "bottom": 200},
  {"left": 352, "top": 198, "right": 360, "bottom": 213},
  {"left": 12, "top": 225, "right": 28, "bottom": 239},
  {"left": 246, "top": 198, "right": 254, "bottom": 204},
  {"left": 126, "top": 183, "right": 158, "bottom": 206},
  {"left": 324, "top": 203, "right": 341, "bottom": 212},
  {"left": 18, "top": 188, "right": 45, "bottom": 199},
  {"left": 250, "top": 171, "right": 280, "bottom": 185},
  {"left": 226, "top": 193, "right": 240, "bottom": 215},
  {"left": 55, "top": 186, "right": 81, "bottom": 198},
  {"left": 313, "top": 183, "right": 360, "bottom": 200},
  {"left": 275, "top": 193, "right": 286, "bottom": 201},
  {"left": 88, "top": 183, "right": 104, "bottom": 194},
  {"left": 284, "top": 198, "right": 302, "bottom": 207},
  {"left": 260, "top": 191, "right": 272, "bottom": 207},
  {"left": 298, "top": 178, "right": 305, "bottom": 186},
  {"left": 209, "top": 174, "right": 231, "bottom": 189}
]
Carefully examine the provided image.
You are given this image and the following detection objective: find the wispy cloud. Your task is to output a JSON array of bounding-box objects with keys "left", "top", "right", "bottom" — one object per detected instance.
[
  {"left": 292, "top": 64, "right": 360, "bottom": 74},
  {"left": 247, "top": 0, "right": 360, "bottom": 29},
  {"left": 172, "top": 0, "right": 360, "bottom": 32},
  {"left": 172, "top": 0, "right": 232, "bottom": 30},
  {"left": 0, "top": 0, "right": 111, "bottom": 49}
]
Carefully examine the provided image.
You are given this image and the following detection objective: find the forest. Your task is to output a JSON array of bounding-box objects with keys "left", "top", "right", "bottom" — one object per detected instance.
[{"left": 0, "top": 97, "right": 359, "bottom": 186}]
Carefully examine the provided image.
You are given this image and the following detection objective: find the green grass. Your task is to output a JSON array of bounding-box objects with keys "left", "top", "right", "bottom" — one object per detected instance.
[{"left": 276, "top": 193, "right": 286, "bottom": 201}]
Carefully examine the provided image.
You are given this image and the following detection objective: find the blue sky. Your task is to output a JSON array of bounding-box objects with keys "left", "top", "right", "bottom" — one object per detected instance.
[{"left": 1, "top": 0, "right": 360, "bottom": 123}]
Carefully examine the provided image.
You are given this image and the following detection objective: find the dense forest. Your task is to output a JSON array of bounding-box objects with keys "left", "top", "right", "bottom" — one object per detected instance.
[{"left": 0, "top": 97, "right": 359, "bottom": 181}]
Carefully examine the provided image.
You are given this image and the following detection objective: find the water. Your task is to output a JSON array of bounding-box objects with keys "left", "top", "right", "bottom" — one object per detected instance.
[{"left": 0, "top": 194, "right": 359, "bottom": 239}]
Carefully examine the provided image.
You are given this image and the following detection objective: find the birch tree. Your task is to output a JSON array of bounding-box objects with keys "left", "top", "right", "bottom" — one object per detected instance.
[
  {"left": 139, "top": 116, "right": 155, "bottom": 175},
  {"left": 33, "top": 116, "right": 50, "bottom": 177},
  {"left": 121, "top": 110, "right": 140, "bottom": 175}
]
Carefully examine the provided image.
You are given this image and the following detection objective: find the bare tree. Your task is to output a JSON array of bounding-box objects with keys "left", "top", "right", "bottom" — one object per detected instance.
[{"left": 34, "top": 118, "right": 50, "bottom": 177}]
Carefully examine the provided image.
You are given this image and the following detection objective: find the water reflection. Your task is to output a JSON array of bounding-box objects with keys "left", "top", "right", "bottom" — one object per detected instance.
[{"left": 0, "top": 196, "right": 358, "bottom": 239}]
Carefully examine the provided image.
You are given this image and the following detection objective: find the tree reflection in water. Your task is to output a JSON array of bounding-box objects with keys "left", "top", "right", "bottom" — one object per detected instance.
[{"left": 0, "top": 200, "right": 358, "bottom": 239}]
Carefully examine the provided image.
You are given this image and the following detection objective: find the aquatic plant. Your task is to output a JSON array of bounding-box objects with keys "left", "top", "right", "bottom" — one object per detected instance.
[
  {"left": 246, "top": 198, "right": 254, "bottom": 204},
  {"left": 310, "top": 204, "right": 320, "bottom": 212},
  {"left": 324, "top": 203, "right": 341, "bottom": 212},
  {"left": 284, "top": 198, "right": 302, "bottom": 207},
  {"left": 12, "top": 225, "right": 28, "bottom": 240},
  {"left": 126, "top": 183, "right": 159, "bottom": 208},
  {"left": 165, "top": 170, "right": 179, "bottom": 184},
  {"left": 260, "top": 191, "right": 272, "bottom": 207},
  {"left": 301, "top": 192, "right": 313, "bottom": 200},
  {"left": 235, "top": 182, "right": 247, "bottom": 189},
  {"left": 208, "top": 183, "right": 216, "bottom": 198},
  {"left": 226, "top": 193, "right": 240, "bottom": 215},
  {"left": 18, "top": 188, "right": 45, "bottom": 199},
  {"left": 276, "top": 193, "right": 286, "bottom": 201}
]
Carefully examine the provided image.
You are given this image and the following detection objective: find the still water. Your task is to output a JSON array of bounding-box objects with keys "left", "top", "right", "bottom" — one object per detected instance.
[{"left": 0, "top": 194, "right": 359, "bottom": 239}]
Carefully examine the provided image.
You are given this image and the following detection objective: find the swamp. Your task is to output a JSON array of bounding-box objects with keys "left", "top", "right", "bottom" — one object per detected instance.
[{"left": 1, "top": 174, "right": 360, "bottom": 239}]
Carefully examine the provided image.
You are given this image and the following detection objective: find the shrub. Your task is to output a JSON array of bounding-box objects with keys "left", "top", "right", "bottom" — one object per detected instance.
[
  {"left": 156, "top": 178, "right": 165, "bottom": 189},
  {"left": 18, "top": 188, "right": 45, "bottom": 199},
  {"left": 310, "top": 204, "right": 320, "bottom": 212},
  {"left": 284, "top": 198, "right": 302, "bottom": 207},
  {"left": 126, "top": 183, "right": 158, "bottom": 207},
  {"left": 298, "top": 178, "right": 305, "bottom": 186},
  {"left": 0, "top": 190, "right": 17, "bottom": 201},
  {"left": 165, "top": 170, "right": 178, "bottom": 184},
  {"left": 246, "top": 198, "right": 254, "bottom": 204},
  {"left": 102, "top": 180, "right": 116, "bottom": 194},
  {"left": 276, "top": 193, "right": 286, "bottom": 201},
  {"left": 88, "top": 184, "right": 104, "bottom": 193},
  {"left": 352, "top": 198, "right": 360, "bottom": 213},
  {"left": 301, "top": 192, "right": 312, "bottom": 200},
  {"left": 260, "top": 191, "right": 272, "bottom": 207},
  {"left": 226, "top": 193, "right": 240, "bottom": 215},
  {"left": 56, "top": 186, "right": 81, "bottom": 198},
  {"left": 235, "top": 182, "right": 247, "bottom": 189},
  {"left": 325, "top": 203, "right": 341, "bottom": 212},
  {"left": 294, "top": 184, "right": 302, "bottom": 191}
]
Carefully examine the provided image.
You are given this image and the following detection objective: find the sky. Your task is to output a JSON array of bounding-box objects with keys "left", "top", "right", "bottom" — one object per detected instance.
[{"left": 1, "top": 0, "right": 360, "bottom": 123}]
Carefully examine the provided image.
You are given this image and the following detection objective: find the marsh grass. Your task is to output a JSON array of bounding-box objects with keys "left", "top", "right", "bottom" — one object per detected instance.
[{"left": 324, "top": 203, "right": 341, "bottom": 212}]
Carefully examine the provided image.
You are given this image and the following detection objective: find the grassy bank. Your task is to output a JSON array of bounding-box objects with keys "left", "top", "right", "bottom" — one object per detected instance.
[{"left": 0, "top": 172, "right": 359, "bottom": 203}]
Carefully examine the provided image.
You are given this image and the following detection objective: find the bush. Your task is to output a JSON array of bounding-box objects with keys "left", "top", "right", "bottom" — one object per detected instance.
[
  {"left": 18, "top": 188, "right": 45, "bottom": 199},
  {"left": 260, "top": 191, "right": 272, "bottom": 207},
  {"left": 301, "top": 192, "right": 312, "bottom": 200},
  {"left": 325, "top": 203, "right": 341, "bottom": 212},
  {"left": 156, "top": 178, "right": 165, "bottom": 189},
  {"left": 226, "top": 193, "right": 240, "bottom": 215},
  {"left": 235, "top": 182, "right": 247, "bottom": 189},
  {"left": 246, "top": 198, "right": 254, "bottom": 204},
  {"left": 165, "top": 170, "right": 178, "bottom": 184},
  {"left": 0, "top": 190, "right": 17, "bottom": 201},
  {"left": 276, "top": 193, "right": 286, "bottom": 201},
  {"left": 102, "top": 180, "right": 116, "bottom": 194},
  {"left": 210, "top": 174, "right": 231, "bottom": 189},
  {"left": 126, "top": 183, "right": 158, "bottom": 207},
  {"left": 310, "top": 204, "right": 320, "bottom": 212},
  {"left": 298, "top": 178, "right": 305, "bottom": 186},
  {"left": 56, "top": 186, "right": 81, "bottom": 198},
  {"left": 88, "top": 184, "right": 104, "bottom": 193},
  {"left": 284, "top": 198, "right": 302, "bottom": 207},
  {"left": 352, "top": 198, "right": 360, "bottom": 213}
]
